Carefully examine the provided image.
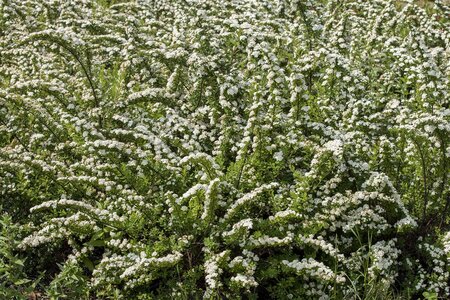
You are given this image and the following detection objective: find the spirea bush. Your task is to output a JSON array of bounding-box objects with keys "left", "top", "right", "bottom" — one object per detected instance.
[{"left": 0, "top": 0, "right": 449, "bottom": 299}]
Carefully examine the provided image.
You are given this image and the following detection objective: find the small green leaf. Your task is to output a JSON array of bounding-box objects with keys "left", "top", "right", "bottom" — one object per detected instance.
[
  {"left": 82, "top": 258, "right": 94, "bottom": 272},
  {"left": 423, "top": 291, "right": 438, "bottom": 300},
  {"left": 14, "top": 279, "right": 30, "bottom": 285},
  {"left": 14, "top": 259, "right": 25, "bottom": 266},
  {"left": 87, "top": 239, "right": 105, "bottom": 247}
]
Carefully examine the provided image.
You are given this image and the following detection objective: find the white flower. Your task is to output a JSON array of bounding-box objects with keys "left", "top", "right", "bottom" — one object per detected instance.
[{"left": 273, "top": 151, "right": 284, "bottom": 161}]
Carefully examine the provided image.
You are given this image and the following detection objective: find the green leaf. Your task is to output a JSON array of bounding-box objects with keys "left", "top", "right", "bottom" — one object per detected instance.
[
  {"left": 423, "top": 291, "right": 438, "bottom": 300},
  {"left": 82, "top": 258, "right": 94, "bottom": 272},
  {"left": 14, "top": 259, "right": 25, "bottom": 266},
  {"left": 87, "top": 239, "right": 105, "bottom": 247},
  {"left": 14, "top": 278, "right": 30, "bottom": 285}
]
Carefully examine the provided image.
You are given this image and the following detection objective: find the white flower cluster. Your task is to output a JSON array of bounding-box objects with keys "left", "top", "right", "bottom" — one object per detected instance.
[
  {"left": 229, "top": 250, "right": 259, "bottom": 290},
  {"left": 282, "top": 258, "right": 346, "bottom": 283},
  {"left": 204, "top": 251, "right": 229, "bottom": 298},
  {"left": 248, "top": 233, "right": 294, "bottom": 248},
  {"left": 224, "top": 182, "right": 279, "bottom": 220},
  {"left": 415, "top": 242, "right": 450, "bottom": 295},
  {"left": 222, "top": 218, "right": 253, "bottom": 239},
  {"left": 298, "top": 234, "right": 344, "bottom": 261},
  {"left": 368, "top": 240, "right": 401, "bottom": 282},
  {"left": 443, "top": 232, "right": 450, "bottom": 256},
  {"left": 120, "top": 251, "right": 183, "bottom": 280}
]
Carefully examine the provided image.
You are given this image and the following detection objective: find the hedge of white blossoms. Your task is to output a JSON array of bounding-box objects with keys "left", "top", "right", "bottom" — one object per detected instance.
[{"left": 0, "top": 0, "right": 449, "bottom": 299}]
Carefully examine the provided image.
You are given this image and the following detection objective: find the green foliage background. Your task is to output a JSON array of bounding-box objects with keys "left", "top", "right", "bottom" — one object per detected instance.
[{"left": 0, "top": 0, "right": 449, "bottom": 299}]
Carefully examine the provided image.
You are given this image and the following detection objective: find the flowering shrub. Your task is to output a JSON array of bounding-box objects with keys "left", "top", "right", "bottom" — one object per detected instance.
[{"left": 0, "top": 0, "right": 449, "bottom": 299}]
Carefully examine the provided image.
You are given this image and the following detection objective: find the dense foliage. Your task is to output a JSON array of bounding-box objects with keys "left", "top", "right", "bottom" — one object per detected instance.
[{"left": 0, "top": 0, "right": 449, "bottom": 299}]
